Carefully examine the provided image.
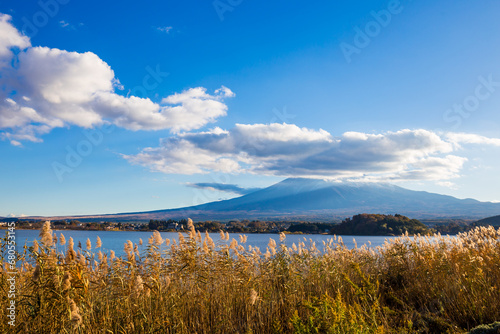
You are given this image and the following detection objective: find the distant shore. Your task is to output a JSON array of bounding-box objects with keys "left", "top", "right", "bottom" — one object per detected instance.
[{"left": 1, "top": 213, "right": 484, "bottom": 236}]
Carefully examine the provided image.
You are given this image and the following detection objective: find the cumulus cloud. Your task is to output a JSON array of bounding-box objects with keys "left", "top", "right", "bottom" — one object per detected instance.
[
  {"left": 124, "top": 125, "right": 500, "bottom": 183},
  {"left": 445, "top": 132, "right": 500, "bottom": 148},
  {"left": 187, "top": 182, "right": 262, "bottom": 195},
  {"left": 0, "top": 14, "right": 29, "bottom": 47},
  {"left": 0, "top": 14, "right": 30, "bottom": 66},
  {"left": 124, "top": 123, "right": 333, "bottom": 174},
  {"left": 0, "top": 14, "right": 233, "bottom": 144}
]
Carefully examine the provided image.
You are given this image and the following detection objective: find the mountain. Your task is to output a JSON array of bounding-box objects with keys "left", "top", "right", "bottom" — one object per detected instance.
[{"left": 24, "top": 178, "right": 500, "bottom": 222}]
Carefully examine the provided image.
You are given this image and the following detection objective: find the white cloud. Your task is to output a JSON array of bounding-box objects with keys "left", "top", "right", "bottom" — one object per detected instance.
[
  {"left": 0, "top": 14, "right": 30, "bottom": 65},
  {"left": 0, "top": 15, "right": 233, "bottom": 144},
  {"left": 391, "top": 155, "right": 467, "bottom": 181},
  {"left": 445, "top": 132, "right": 500, "bottom": 148},
  {"left": 234, "top": 123, "right": 332, "bottom": 143},
  {"left": 437, "top": 181, "right": 459, "bottom": 189},
  {"left": 124, "top": 138, "right": 241, "bottom": 174},
  {"left": 158, "top": 86, "right": 233, "bottom": 133},
  {"left": 125, "top": 126, "right": 484, "bottom": 184},
  {"left": 59, "top": 20, "right": 70, "bottom": 28},
  {"left": 157, "top": 26, "right": 173, "bottom": 33}
]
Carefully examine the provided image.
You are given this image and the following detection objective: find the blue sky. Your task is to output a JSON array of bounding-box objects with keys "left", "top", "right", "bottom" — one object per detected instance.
[{"left": 1, "top": 0, "right": 500, "bottom": 217}]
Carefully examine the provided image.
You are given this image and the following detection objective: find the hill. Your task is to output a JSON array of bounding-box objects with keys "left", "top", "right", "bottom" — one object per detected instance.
[
  {"left": 476, "top": 214, "right": 500, "bottom": 226},
  {"left": 330, "top": 214, "right": 430, "bottom": 236}
]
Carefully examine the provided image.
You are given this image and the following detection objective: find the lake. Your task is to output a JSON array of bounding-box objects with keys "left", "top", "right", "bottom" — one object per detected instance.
[{"left": 10, "top": 229, "right": 398, "bottom": 257}]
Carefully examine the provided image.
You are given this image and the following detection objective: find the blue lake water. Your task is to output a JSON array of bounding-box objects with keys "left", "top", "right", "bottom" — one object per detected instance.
[{"left": 10, "top": 229, "right": 398, "bottom": 257}]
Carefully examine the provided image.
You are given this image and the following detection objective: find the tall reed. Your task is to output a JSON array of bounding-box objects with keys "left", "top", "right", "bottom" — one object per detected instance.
[{"left": 1, "top": 224, "right": 499, "bottom": 333}]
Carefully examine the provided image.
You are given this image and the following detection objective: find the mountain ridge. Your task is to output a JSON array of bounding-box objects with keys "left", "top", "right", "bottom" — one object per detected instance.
[{"left": 14, "top": 178, "right": 500, "bottom": 222}]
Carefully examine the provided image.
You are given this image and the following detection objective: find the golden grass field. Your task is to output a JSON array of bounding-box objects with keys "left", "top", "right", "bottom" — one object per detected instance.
[{"left": 1, "top": 220, "right": 499, "bottom": 333}]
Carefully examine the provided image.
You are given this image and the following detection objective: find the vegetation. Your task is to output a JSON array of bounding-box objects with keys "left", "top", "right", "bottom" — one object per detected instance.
[
  {"left": 330, "top": 214, "right": 431, "bottom": 236},
  {"left": 432, "top": 221, "right": 473, "bottom": 235},
  {"left": 288, "top": 222, "right": 333, "bottom": 234},
  {"left": 468, "top": 322, "right": 500, "bottom": 334},
  {"left": 148, "top": 219, "right": 189, "bottom": 231},
  {"left": 1, "top": 221, "right": 500, "bottom": 333}
]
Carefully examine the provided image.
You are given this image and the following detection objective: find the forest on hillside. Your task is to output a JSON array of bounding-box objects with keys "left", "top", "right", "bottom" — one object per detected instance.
[{"left": 330, "top": 213, "right": 431, "bottom": 236}]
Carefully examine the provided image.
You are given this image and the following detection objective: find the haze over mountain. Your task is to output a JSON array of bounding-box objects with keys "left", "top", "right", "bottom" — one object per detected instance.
[{"left": 21, "top": 178, "right": 500, "bottom": 222}]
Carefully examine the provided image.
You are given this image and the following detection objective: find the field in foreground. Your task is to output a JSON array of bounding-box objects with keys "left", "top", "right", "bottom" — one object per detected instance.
[{"left": 1, "top": 222, "right": 499, "bottom": 333}]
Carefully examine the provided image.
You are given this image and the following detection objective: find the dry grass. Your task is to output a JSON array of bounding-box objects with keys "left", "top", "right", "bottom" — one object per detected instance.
[{"left": 1, "top": 222, "right": 500, "bottom": 333}]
